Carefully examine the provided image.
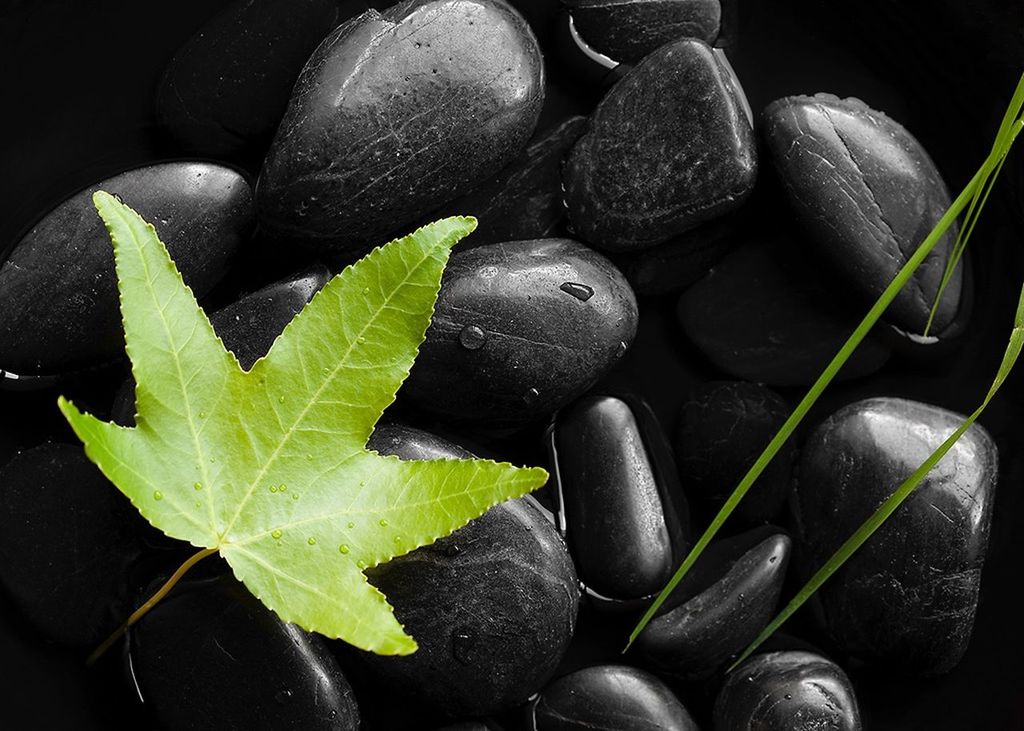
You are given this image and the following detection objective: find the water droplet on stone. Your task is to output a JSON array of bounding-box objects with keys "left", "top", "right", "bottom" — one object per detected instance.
[
  {"left": 444, "top": 543, "right": 461, "bottom": 557},
  {"left": 327, "top": 710, "right": 337, "bottom": 720},
  {"left": 559, "top": 282, "right": 594, "bottom": 301},
  {"left": 193, "top": 482, "right": 203, "bottom": 491},
  {"left": 784, "top": 693, "right": 792, "bottom": 700},
  {"left": 274, "top": 688, "right": 293, "bottom": 704},
  {"left": 616, "top": 340, "right": 628, "bottom": 358},
  {"left": 523, "top": 387, "right": 540, "bottom": 405},
  {"left": 271, "top": 529, "right": 282, "bottom": 539},
  {"left": 458, "top": 324, "right": 487, "bottom": 350},
  {"left": 769, "top": 555, "right": 778, "bottom": 563},
  {"left": 339, "top": 544, "right": 350, "bottom": 554},
  {"left": 452, "top": 629, "right": 475, "bottom": 664},
  {"left": 153, "top": 491, "right": 163, "bottom": 501},
  {"left": 307, "top": 537, "right": 317, "bottom": 546}
]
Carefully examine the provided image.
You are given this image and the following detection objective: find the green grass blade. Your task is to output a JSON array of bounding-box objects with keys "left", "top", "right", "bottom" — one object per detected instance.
[
  {"left": 730, "top": 291, "right": 1024, "bottom": 672},
  {"left": 627, "top": 75, "right": 1024, "bottom": 652}
]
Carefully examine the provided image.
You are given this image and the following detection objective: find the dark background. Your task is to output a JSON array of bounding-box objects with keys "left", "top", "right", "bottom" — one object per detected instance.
[{"left": 1, "top": 0, "right": 1024, "bottom": 728}]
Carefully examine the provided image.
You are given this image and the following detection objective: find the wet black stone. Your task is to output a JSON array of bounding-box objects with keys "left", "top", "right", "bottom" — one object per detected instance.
[
  {"left": 763, "top": 94, "right": 961, "bottom": 334},
  {"left": 675, "top": 381, "right": 793, "bottom": 525},
  {"left": 434, "top": 116, "right": 586, "bottom": 247},
  {"left": 677, "top": 234, "right": 891, "bottom": 386},
  {"left": 794, "top": 397, "right": 998, "bottom": 675},
  {"left": 552, "top": 394, "right": 690, "bottom": 602},
  {"left": 130, "top": 574, "right": 360, "bottom": 730},
  {"left": 714, "top": 651, "right": 862, "bottom": 731},
  {"left": 111, "top": 266, "right": 330, "bottom": 427},
  {"left": 0, "top": 444, "right": 142, "bottom": 646},
  {"left": 535, "top": 665, "right": 699, "bottom": 731},
  {"left": 156, "top": 0, "right": 366, "bottom": 157},
  {"left": 0, "top": 162, "right": 253, "bottom": 381},
  {"left": 361, "top": 424, "right": 579, "bottom": 717},
  {"left": 563, "top": 38, "right": 756, "bottom": 252},
  {"left": 404, "top": 238, "right": 638, "bottom": 425},
  {"left": 634, "top": 527, "right": 791, "bottom": 680},
  {"left": 566, "top": 0, "right": 720, "bottom": 64},
  {"left": 257, "top": 0, "right": 544, "bottom": 257}
]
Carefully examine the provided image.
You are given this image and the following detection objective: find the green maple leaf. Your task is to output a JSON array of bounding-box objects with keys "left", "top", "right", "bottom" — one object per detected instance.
[{"left": 58, "top": 192, "right": 548, "bottom": 656}]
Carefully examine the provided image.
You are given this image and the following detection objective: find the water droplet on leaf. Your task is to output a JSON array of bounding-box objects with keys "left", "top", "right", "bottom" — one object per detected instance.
[
  {"left": 193, "top": 482, "right": 203, "bottom": 491},
  {"left": 271, "top": 529, "right": 282, "bottom": 539},
  {"left": 153, "top": 491, "right": 163, "bottom": 501},
  {"left": 307, "top": 537, "right": 317, "bottom": 545},
  {"left": 339, "top": 544, "right": 350, "bottom": 554},
  {"left": 379, "top": 518, "right": 388, "bottom": 527}
]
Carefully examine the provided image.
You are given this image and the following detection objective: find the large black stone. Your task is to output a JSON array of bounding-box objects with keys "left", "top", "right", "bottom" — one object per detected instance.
[
  {"left": 675, "top": 381, "right": 793, "bottom": 525},
  {"left": 434, "top": 116, "right": 586, "bottom": 247},
  {"left": 360, "top": 424, "right": 579, "bottom": 717},
  {"left": 794, "top": 397, "right": 998, "bottom": 675},
  {"left": 0, "top": 162, "right": 253, "bottom": 382},
  {"left": 634, "top": 527, "right": 791, "bottom": 679},
  {"left": 404, "top": 238, "right": 638, "bottom": 425},
  {"left": 714, "top": 651, "right": 861, "bottom": 730},
  {"left": 677, "top": 234, "right": 891, "bottom": 386},
  {"left": 563, "top": 38, "right": 756, "bottom": 252},
  {"left": 762, "top": 94, "right": 961, "bottom": 334},
  {"left": 0, "top": 444, "right": 142, "bottom": 646},
  {"left": 566, "top": 0, "right": 720, "bottom": 64},
  {"left": 534, "top": 665, "right": 699, "bottom": 731},
  {"left": 156, "top": 0, "right": 366, "bottom": 157},
  {"left": 257, "top": 0, "right": 544, "bottom": 257},
  {"left": 130, "top": 574, "right": 360, "bottom": 730},
  {"left": 552, "top": 394, "right": 690, "bottom": 602}
]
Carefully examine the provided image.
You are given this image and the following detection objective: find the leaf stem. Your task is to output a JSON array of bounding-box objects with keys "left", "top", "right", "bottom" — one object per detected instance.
[{"left": 87, "top": 546, "right": 217, "bottom": 666}]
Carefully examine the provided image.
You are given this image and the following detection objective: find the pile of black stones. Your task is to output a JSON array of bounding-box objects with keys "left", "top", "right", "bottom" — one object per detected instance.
[{"left": 1, "top": 0, "right": 1023, "bottom": 729}]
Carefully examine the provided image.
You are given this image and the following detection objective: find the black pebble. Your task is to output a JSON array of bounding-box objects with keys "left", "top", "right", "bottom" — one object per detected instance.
[
  {"left": 794, "top": 397, "right": 998, "bottom": 675},
  {"left": 564, "top": 38, "right": 756, "bottom": 252}
]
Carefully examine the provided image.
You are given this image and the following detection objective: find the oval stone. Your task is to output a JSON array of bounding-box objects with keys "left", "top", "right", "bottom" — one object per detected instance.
[
  {"left": 0, "top": 162, "right": 253, "bottom": 381},
  {"left": 763, "top": 94, "right": 961, "bottom": 334},
  {"left": 566, "top": 0, "right": 720, "bottom": 64},
  {"left": 361, "top": 424, "right": 579, "bottom": 717},
  {"left": 675, "top": 381, "right": 793, "bottom": 525},
  {"left": 677, "top": 235, "right": 890, "bottom": 386},
  {"left": 552, "top": 394, "right": 690, "bottom": 602},
  {"left": 0, "top": 444, "right": 143, "bottom": 645},
  {"left": 257, "top": 0, "right": 544, "bottom": 257},
  {"left": 635, "top": 527, "right": 791, "bottom": 679},
  {"left": 535, "top": 665, "right": 699, "bottom": 731},
  {"left": 714, "top": 651, "right": 862, "bottom": 731},
  {"left": 564, "top": 38, "right": 756, "bottom": 252},
  {"left": 156, "top": 0, "right": 366, "bottom": 156},
  {"left": 130, "top": 574, "right": 360, "bottom": 730},
  {"left": 794, "top": 397, "right": 998, "bottom": 675},
  {"left": 404, "top": 238, "right": 638, "bottom": 424}
]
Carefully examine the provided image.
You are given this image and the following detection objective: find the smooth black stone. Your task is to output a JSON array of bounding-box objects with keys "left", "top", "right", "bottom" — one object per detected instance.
[
  {"left": 534, "top": 665, "right": 699, "bottom": 731},
  {"left": 0, "top": 162, "right": 253, "bottom": 381},
  {"left": 715, "top": 651, "right": 861, "bottom": 730},
  {"left": 131, "top": 574, "right": 359, "bottom": 730},
  {"left": 624, "top": 214, "right": 743, "bottom": 296},
  {"left": 404, "top": 238, "right": 639, "bottom": 425},
  {"left": 566, "top": 0, "right": 720, "bottom": 64},
  {"left": 552, "top": 394, "right": 689, "bottom": 601},
  {"left": 156, "top": 0, "right": 366, "bottom": 157},
  {"left": 361, "top": 424, "right": 579, "bottom": 717},
  {"left": 794, "top": 397, "right": 998, "bottom": 675},
  {"left": 257, "top": 0, "right": 544, "bottom": 257},
  {"left": 563, "top": 38, "right": 756, "bottom": 252},
  {"left": 0, "top": 444, "right": 142, "bottom": 645},
  {"left": 111, "top": 266, "right": 331, "bottom": 427},
  {"left": 677, "top": 235, "right": 891, "bottom": 386},
  {"left": 763, "top": 93, "right": 961, "bottom": 334},
  {"left": 435, "top": 116, "right": 586, "bottom": 247},
  {"left": 675, "top": 381, "right": 793, "bottom": 525},
  {"left": 635, "top": 527, "right": 791, "bottom": 680}
]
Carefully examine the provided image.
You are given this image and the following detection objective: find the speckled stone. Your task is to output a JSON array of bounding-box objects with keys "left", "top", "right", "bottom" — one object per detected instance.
[
  {"left": 564, "top": 38, "right": 756, "bottom": 252},
  {"left": 763, "top": 94, "right": 961, "bottom": 334},
  {"left": 257, "top": 0, "right": 544, "bottom": 257},
  {"left": 714, "top": 651, "right": 861, "bottom": 730},
  {"left": 795, "top": 397, "right": 998, "bottom": 675}
]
